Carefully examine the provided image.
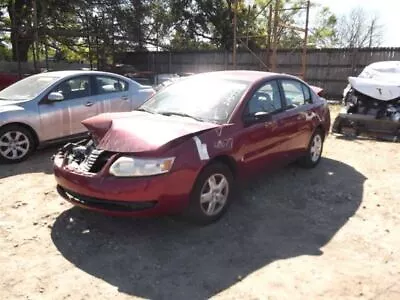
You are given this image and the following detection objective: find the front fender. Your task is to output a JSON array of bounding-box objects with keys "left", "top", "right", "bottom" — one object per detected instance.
[{"left": 0, "top": 109, "right": 41, "bottom": 139}]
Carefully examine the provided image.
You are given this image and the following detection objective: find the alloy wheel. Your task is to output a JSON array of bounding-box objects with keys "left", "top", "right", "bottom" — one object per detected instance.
[
  {"left": 310, "top": 134, "right": 322, "bottom": 162},
  {"left": 199, "top": 173, "right": 230, "bottom": 216},
  {"left": 0, "top": 131, "right": 30, "bottom": 160}
]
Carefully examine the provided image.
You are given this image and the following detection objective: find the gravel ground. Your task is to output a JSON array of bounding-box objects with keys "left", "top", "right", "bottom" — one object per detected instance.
[{"left": 0, "top": 106, "right": 399, "bottom": 300}]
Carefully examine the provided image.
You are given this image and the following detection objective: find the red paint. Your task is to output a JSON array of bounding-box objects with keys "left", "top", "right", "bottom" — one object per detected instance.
[
  {"left": 0, "top": 73, "right": 22, "bottom": 90},
  {"left": 310, "top": 85, "right": 324, "bottom": 96},
  {"left": 54, "top": 71, "right": 331, "bottom": 217},
  {"left": 82, "top": 111, "right": 218, "bottom": 153}
]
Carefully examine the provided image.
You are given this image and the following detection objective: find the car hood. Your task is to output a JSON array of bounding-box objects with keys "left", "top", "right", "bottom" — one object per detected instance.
[
  {"left": 348, "top": 76, "right": 400, "bottom": 101},
  {"left": 81, "top": 111, "right": 220, "bottom": 153},
  {"left": 0, "top": 100, "right": 25, "bottom": 112}
]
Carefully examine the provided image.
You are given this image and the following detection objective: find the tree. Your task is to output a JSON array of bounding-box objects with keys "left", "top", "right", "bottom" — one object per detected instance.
[
  {"left": 167, "top": 0, "right": 314, "bottom": 51},
  {"left": 0, "top": 0, "right": 85, "bottom": 62},
  {"left": 308, "top": 6, "right": 337, "bottom": 48},
  {"left": 335, "top": 7, "right": 383, "bottom": 48}
]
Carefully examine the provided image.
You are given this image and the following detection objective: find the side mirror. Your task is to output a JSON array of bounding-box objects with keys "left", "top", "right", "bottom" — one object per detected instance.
[
  {"left": 254, "top": 111, "right": 270, "bottom": 118},
  {"left": 243, "top": 111, "right": 270, "bottom": 125},
  {"left": 48, "top": 92, "right": 64, "bottom": 101}
]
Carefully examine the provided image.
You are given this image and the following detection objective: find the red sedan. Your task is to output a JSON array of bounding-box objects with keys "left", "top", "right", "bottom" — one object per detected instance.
[{"left": 53, "top": 71, "right": 330, "bottom": 224}]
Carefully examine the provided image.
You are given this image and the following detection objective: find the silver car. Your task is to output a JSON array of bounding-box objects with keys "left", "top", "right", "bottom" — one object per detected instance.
[{"left": 0, "top": 70, "right": 155, "bottom": 163}]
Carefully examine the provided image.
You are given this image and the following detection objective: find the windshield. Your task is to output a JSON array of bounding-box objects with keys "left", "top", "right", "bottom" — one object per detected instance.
[
  {"left": 140, "top": 76, "right": 249, "bottom": 123},
  {"left": 0, "top": 75, "right": 60, "bottom": 101}
]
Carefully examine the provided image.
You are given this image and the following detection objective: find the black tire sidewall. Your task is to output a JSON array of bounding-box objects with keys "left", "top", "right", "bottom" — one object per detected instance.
[
  {"left": 300, "top": 130, "right": 324, "bottom": 168},
  {"left": 0, "top": 125, "right": 35, "bottom": 163},
  {"left": 185, "top": 162, "right": 234, "bottom": 225}
]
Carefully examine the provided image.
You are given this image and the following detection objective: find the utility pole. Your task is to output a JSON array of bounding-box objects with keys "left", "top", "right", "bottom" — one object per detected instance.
[
  {"left": 32, "top": 0, "right": 39, "bottom": 72},
  {"left": 232, "top": 0, "right": 238, "bottom": 69},
  {"left": 245, "top": 4, "right": 251, "bottom": 47},
  {"left": 271, "top": 0, "right": 279, "bottom": 72},
  {"left": 84, "top": 12, "right": 93, "bottom": 69},
  {"left": 12, "top": 1, "right": 22, "bottom": 78},
  {"left": 301, "top": 0, "right": 310, "bottom": 80},
  {"left": 266, "top": 4, "right": 273, "bottom": 70}
]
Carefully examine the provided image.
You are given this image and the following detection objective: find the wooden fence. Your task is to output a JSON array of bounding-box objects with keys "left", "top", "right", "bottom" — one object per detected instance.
[
  {"left": 0, "top": 61, "right": 91, "bottom": 74},
  {"left": 117, "top": 47, "right": 400, "bottom": 99}
]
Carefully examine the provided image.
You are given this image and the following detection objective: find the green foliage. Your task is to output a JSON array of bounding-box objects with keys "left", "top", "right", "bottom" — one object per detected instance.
[
  {"left": 308, "top": 6, "right": 338, "bottom": 48},
  {"left": 1, "top": 0, "right": 377, "bottom": 65},
  {"left": 0, "top": 43, "right": 11, "bottom": 60}
]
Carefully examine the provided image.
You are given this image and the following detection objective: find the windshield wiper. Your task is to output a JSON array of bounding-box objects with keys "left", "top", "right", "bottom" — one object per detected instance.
[{"left": 158, "top": 111, "right": 205, "bottom": 122}]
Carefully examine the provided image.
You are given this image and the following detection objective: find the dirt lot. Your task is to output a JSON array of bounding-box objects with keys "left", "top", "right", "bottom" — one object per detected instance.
[{"left": 0, "top": 106, "right": 399, "bottom": 300}]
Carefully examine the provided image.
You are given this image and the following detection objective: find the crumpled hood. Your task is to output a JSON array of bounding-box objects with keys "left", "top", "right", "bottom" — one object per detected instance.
[
  {"left": 348, "top": 76, "right": 400, "bottom": 101},
  {"left": 82, "top": 111, "right": 219, "bottom": 153}
]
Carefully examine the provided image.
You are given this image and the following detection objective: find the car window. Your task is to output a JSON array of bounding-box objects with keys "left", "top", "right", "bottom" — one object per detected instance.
[
  {"left": 302, "top": 84, "right": 312, "bottom": 103},
  {"left": 246, "top": 80, "right": 282, "bottom": 115},
  {"left": 281, "top": 80, "right": 311, "bottom": 107},
  {"left": 94, "top": 76, "right": 129, "bottom": 95},
  {"left": 51, "top": 76, "right": 90, "bottom": 101}
]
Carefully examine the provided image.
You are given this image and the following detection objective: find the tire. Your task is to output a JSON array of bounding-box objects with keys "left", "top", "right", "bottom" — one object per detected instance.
[
  {"left": 0, "top": 125, "right": 35, "bottom": 163},
  {"left": 298, "top": 129, "right": 324, "bottom": 168},
  {"left": 184, "top": 162, "right": 234, "bottom": 225}
]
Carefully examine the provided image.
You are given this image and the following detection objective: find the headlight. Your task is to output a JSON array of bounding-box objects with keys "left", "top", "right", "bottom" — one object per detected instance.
[{"left": 109, "top": 156, "right": 175, "bottom": 177}]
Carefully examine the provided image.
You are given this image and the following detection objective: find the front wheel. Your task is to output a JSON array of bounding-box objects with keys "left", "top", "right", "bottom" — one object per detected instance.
[
  {"left": 184, "top": 163, "right": 233, "bottom": 225},
  {"left": 298, "top": 129, "right": 324, "bottom": 168},
  {"left": 0, "top": 125, "right": 35, "bottom": 163}
]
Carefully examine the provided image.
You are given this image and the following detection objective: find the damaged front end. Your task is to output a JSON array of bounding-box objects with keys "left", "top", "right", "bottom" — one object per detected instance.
[
  {"left": 332, "top": 79, "right": 400, "bottom": 142},
  {"left": 52, "top": 137, "right": 116, "bottom": 174}
]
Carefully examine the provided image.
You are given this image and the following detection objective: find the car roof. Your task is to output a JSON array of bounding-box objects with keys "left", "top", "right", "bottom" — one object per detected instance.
[
  {"left": 36, "top": 70, "right": 127, "bottom": 78},
  {"left": 191, "top": 70, "right": 298, "bottom": 83}
]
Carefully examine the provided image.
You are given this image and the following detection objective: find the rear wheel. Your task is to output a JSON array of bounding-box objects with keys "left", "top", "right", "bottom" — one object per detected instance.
[
  {"left": 0, "top": 125, "right": 35, "bottom": 163},
  {"left": 298, "top": 129, "right": 324, "bottom": 168},
  {"left": 184, "top": 163, "right": 233, "bottom": 225}
]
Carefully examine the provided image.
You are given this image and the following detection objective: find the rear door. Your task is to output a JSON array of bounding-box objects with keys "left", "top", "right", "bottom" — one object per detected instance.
[
  {"left": 92, "top": 75, "right": 131, "bottom": 113},
  {"left": 38, "top": 75, "right": 100, "bottom": 141},
  {"left": 279, "top": 79, "right": 315, "bottom": 159}
]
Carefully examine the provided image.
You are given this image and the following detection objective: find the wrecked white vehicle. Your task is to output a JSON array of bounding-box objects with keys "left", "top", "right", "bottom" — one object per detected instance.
[{"left": 332, "top": 61, "right": 400, "bottom": 141}]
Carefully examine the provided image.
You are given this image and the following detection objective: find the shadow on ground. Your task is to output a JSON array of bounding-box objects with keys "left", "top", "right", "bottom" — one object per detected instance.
[
  {"left": 0, "top": 146, "right": 58, "bottom": 179},
  {"left": 333, "top": 134, "right": 399, "bottom": 144},
  {"left": 51, "top": 158, "right": 366, "bottom": 299}
]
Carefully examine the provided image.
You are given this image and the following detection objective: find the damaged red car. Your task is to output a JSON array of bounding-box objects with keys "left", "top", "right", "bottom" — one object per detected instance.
[{"left": 53, "top": 71, "right": 330, "bottom": 224}]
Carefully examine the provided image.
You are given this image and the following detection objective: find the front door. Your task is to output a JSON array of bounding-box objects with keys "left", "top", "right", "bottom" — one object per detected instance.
[
  {"left": 238, "top": 80, "right": 288, "bottom": 175},
  {"left": 38, "top": 75, "right": 100, "bottom": 141}
]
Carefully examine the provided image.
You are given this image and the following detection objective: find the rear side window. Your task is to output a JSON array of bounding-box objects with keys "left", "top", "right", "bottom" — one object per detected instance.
[
  {"left": 281, "top": 80, "right": 312, "bottom": 107},
  {"left": 94, "top": 76, "right": 129, "bottom": 95},
  {"left": 302, "top": 84, "right": 311, "bottom": 103}
]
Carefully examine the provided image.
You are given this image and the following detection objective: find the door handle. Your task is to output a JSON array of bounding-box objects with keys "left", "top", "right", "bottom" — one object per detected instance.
[
  {"left": 121, "top": 96, "right": 129, "bottom": 101},
  {"left": 85, "top": 101, "right": 94, "bottom": 107},
  {"left": 264, "top": 121, "right": 275, "bottom": 128}
]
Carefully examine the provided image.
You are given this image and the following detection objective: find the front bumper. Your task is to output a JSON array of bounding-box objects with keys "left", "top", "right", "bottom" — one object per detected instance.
[
  {"left": 332, "top": 112, "right": 400, "bottom": 141},
  {"left": 53, "top": 153, "right": 197, "bottom": 217}
]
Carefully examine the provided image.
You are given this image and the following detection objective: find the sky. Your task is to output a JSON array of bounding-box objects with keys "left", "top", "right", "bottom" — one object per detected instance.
[{"left": 312, "top": 0, "right": 400, "bottom": 47}]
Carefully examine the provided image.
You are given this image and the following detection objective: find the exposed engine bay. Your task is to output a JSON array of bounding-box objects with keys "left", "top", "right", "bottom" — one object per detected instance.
[
  {"left": 344, "top": 88, "right": 400, "bottom": 122},
  {"left": 332, "top": 61, "right": 400, "bottom": 141},
  {"left": 53, "top": 138, "right": 114, "bottom": 173}
]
